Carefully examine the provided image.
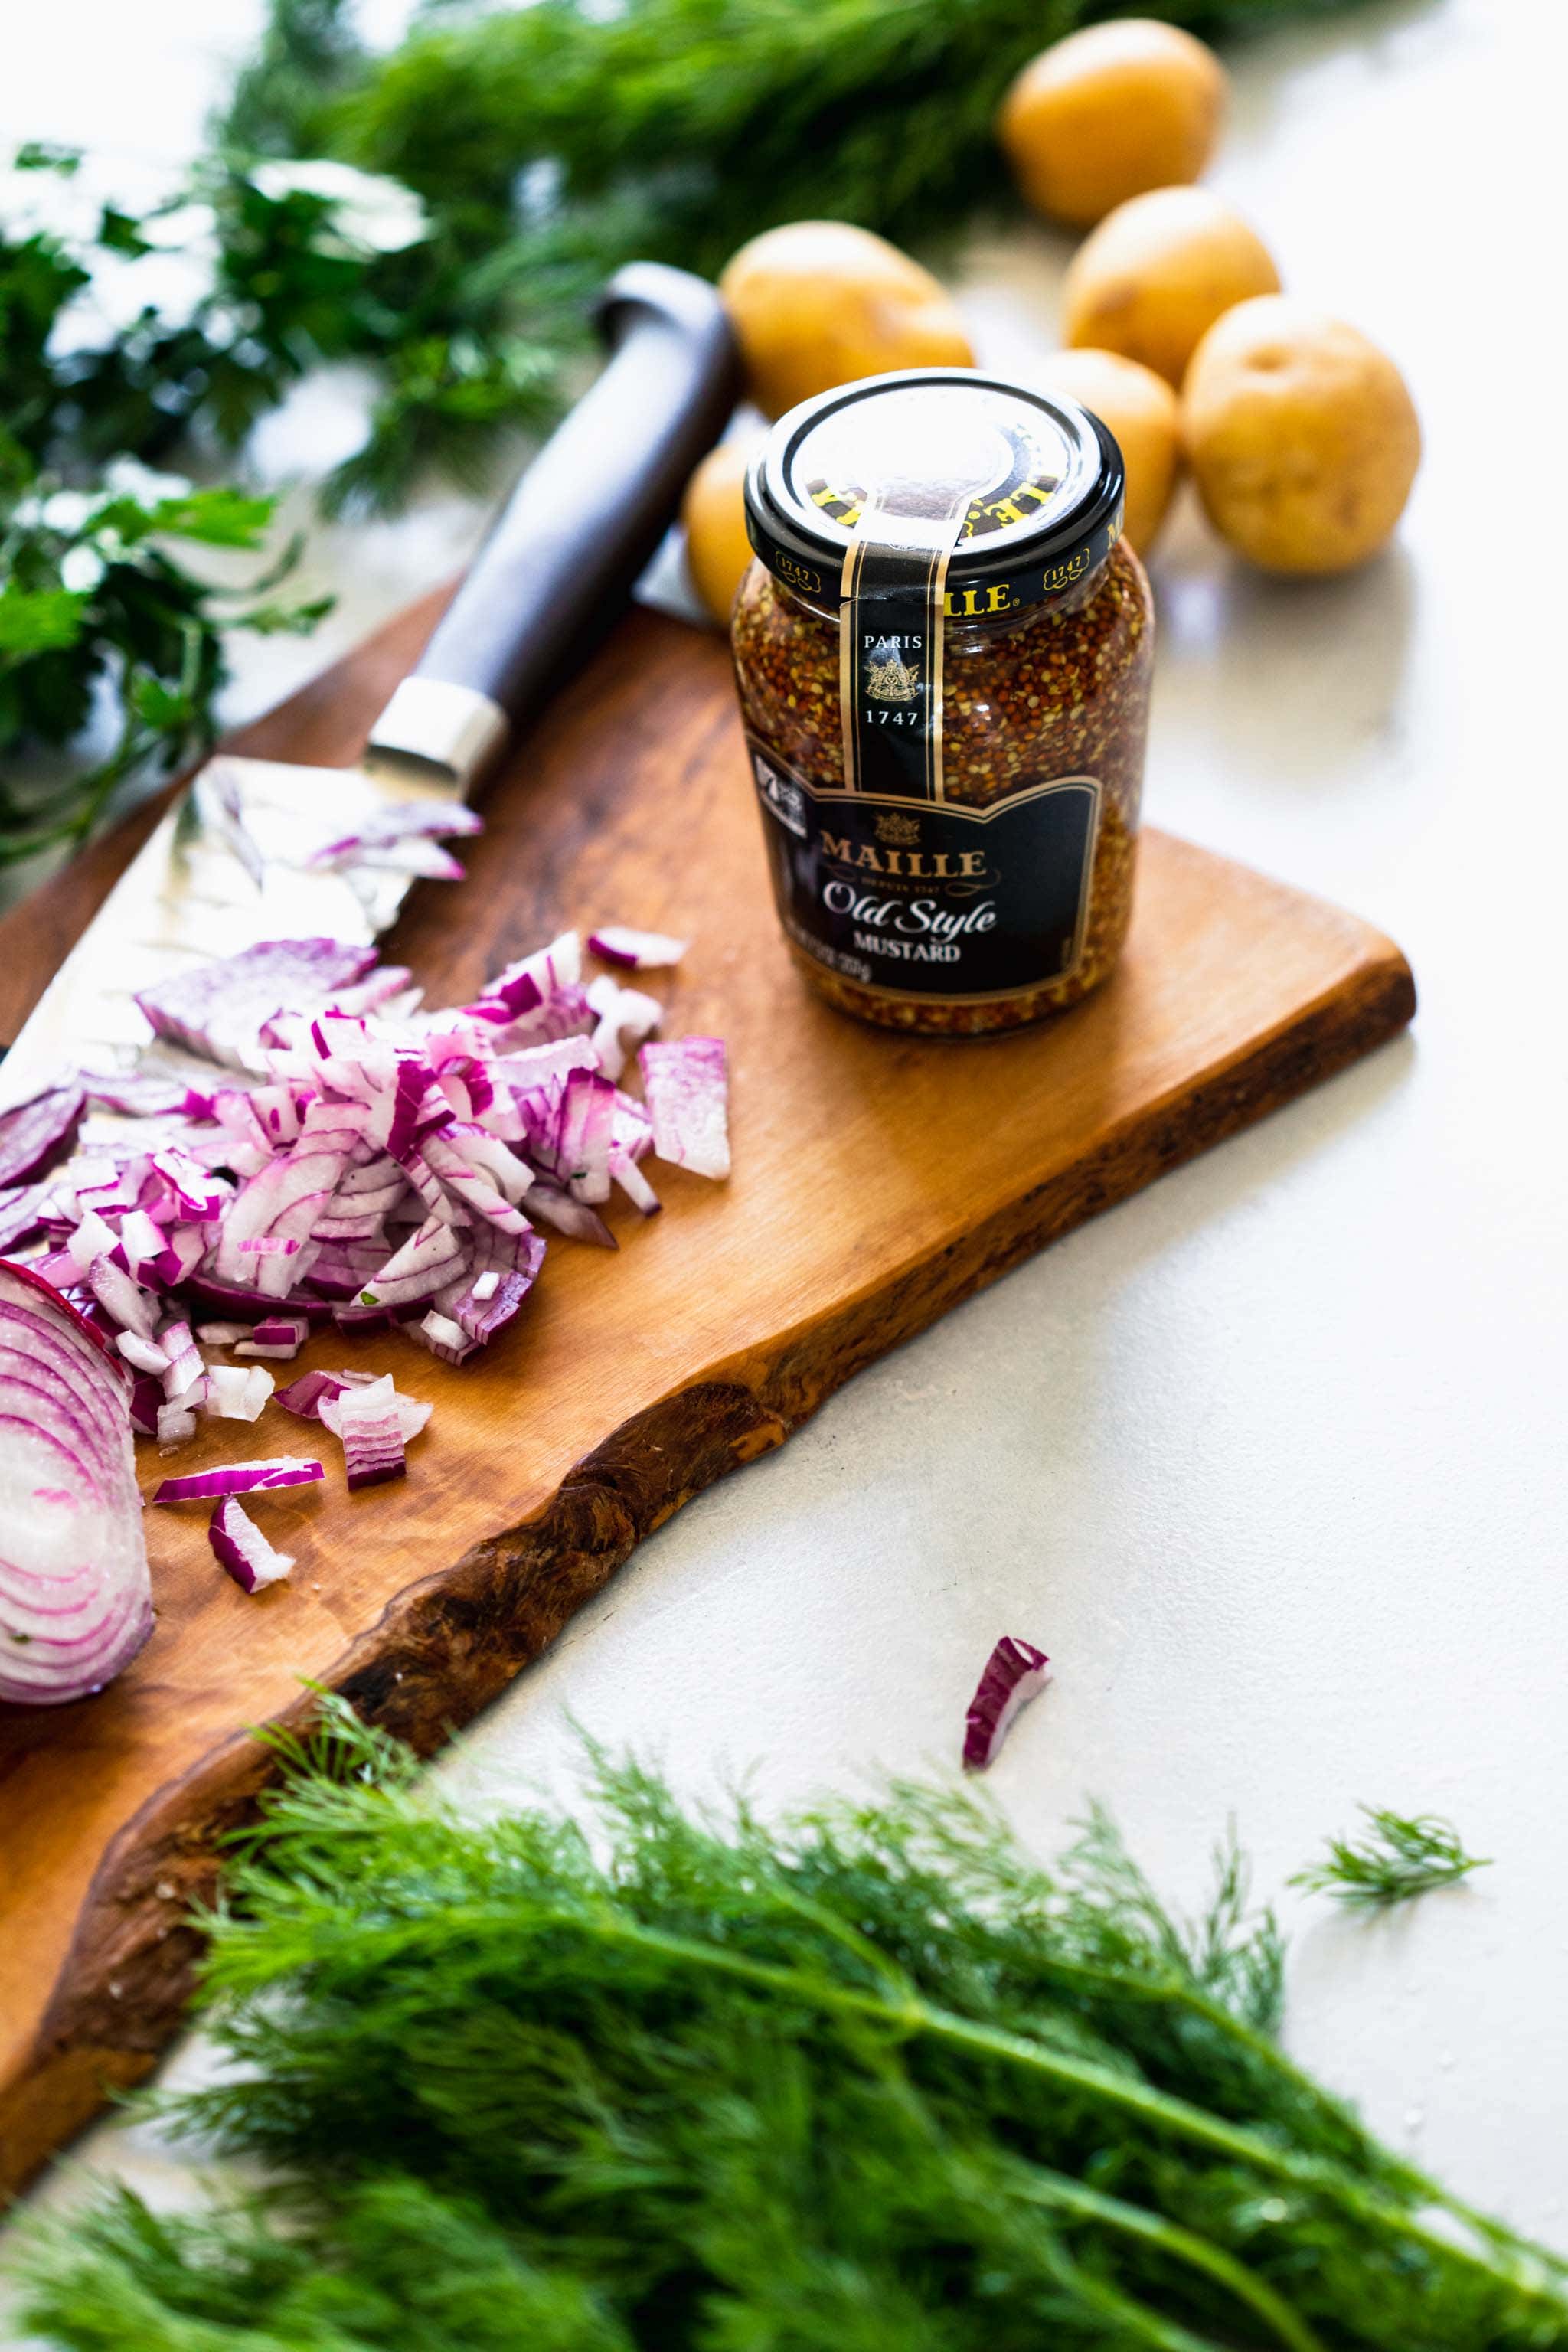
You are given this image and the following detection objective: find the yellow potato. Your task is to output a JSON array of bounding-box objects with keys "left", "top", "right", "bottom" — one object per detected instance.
[
  {"left": 1182, "top": 296, "right": 1420, "bottom": 574},
  {"left": 718, "top": 220, "right": 974, "bottom": 420},
  {"left": 998, "top": 20, "right": 1227, "bottom": 228},
  {"left": 681, "top": 434, "right": 764, "bottom": 628},
  {"left": 1062, "top": 186, "right": 1280, "bottom": 387},
  {"left": 1029, "top": 347, "right": 1181, "bottom": 551}
]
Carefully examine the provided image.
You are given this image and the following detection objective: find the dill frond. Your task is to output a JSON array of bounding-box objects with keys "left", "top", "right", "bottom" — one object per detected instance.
[
  {"left": 1290, "top": 1806, "right": 1492, "bottom": 1910},
  {"left": 16, "top": 1721, "right": 1565, "bottom": 2351}
]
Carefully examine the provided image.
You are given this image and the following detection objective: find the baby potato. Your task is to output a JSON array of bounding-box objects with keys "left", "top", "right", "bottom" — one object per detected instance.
[
  {"left": 998, "top": 19, "right": 1227, "bottom": 228},
  {"left": 1029, "top": 347, "right": 1181, "bottom": 551},
  {"left": 718, "top": 220, "right": 974, "bottom": 420},
  {"left": 681, "top": 434, "right": 764, "bottom": 628},
  {"left": 1182, "top": 296, "right": 1420, "bottom": 573},
  {"left": 1062, "top": 186, "right": 1280, "bottom": 387}
]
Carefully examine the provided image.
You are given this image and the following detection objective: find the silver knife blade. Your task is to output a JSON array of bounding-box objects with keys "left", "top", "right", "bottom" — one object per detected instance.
[{"left": 0, "top": 676, "right": 505, "bottom": 1111}]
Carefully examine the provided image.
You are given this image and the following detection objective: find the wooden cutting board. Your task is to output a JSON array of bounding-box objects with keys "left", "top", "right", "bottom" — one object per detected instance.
[{"left": 0, "top": 594, "right": 1414, "bottom": 2200}]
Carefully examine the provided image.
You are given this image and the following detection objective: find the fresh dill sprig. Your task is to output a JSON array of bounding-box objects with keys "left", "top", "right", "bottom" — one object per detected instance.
[
  {"left": 0, "top": 468, "right": 330, "bottom": 870},
  {"left": 1290, "top": 1805, "right": 1492, "bottom": 1910},
  {"left": 15, "top": 1699, "right": 1565, "bottom": 2350}
]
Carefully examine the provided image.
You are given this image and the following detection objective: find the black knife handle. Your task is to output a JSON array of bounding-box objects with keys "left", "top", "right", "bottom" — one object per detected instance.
[{"left": 407, "top": 263, "right": 738, "bottom": 732}]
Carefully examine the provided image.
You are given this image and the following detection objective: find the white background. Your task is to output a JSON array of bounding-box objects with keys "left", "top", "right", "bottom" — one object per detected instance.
[{"left": 2, "top": 0, "right": 1566, "bottom": 2303}]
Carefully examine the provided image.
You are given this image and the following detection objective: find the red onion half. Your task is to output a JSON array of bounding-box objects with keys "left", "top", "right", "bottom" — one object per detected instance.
[{"left": 0, "top": 1259, "right": 152, "bottom": 1707}]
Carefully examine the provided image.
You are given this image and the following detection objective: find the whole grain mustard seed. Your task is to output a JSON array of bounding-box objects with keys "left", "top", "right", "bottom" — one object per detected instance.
[{"left": 733, "top": 372, "right": 1155, "bottom": 1035}]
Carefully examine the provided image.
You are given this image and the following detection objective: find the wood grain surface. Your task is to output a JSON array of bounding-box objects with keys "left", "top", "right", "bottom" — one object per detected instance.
[{"left": 0, "top": 596, "right": 1415, "bottom": 2200}]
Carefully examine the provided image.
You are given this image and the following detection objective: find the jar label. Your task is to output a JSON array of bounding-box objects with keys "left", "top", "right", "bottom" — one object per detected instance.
[
  {"left": 748, "top": 732, "right": 1102, "bottom": 1003},
  {"left": 838, "top": 486, "right": 964, "bottom": 802}
]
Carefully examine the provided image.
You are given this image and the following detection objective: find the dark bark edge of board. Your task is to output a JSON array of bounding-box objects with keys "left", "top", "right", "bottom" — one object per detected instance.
[{"left": 0, "top": 937, "right": 1415, "bottom": 2203}]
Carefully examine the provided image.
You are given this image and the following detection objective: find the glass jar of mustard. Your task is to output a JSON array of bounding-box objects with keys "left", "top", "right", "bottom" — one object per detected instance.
[{"left": 731, "top": 368, "right": 1153, "bottom": 1034}]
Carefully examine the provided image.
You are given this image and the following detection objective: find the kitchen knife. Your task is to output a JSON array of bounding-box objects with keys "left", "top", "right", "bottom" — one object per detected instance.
[{"left": 0, "top": 262, "right": 738, "bottom": 1106}]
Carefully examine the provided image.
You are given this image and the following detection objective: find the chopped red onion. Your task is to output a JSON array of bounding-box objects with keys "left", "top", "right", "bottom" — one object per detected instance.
[
  {"left": 198, "top": 761, "right": 266, "bottom": 890},
  {"left": 128, "top": 1374, "right": 164, "bottom": 1437},
  {"left": 318, "top": 1371, "right": 430, "bottom": 1446},
  {"left": 204, "top": 1363, "right": 273, "bottom": 1422},
  {"left": 609, "top": 1151, "right": 661, "bottom": 1217},
  {"left": 320, "top": 1372, "right": 423, "bottom": 1488},
  {"left": 86, "top": 1255, "right": 161, "bottom": 1341},
  {"left": 587, "top": 925, "right": 688, "bottom": 971},
  {"left": 152, "top": 1456, "right": 324, "bottom": 1504},
  {"left": 639, "top": 1038, "right": 730, "bottom": 1181},
  {"left": 0, "top": 1258, "right": 152, "bottom": 1706},
  {"left": 417, "top": 1309, "right": 470, "bottom": 1361},
  {"left": 156, "top": 1403, "right": 198, "bottom": 1449},
  {"left": 115, "top": 1330, "right": 168, "bottom": 1377},
  {"left": 236, "top": 1312, "right": 309, "bottom": 1361},
  {"left": 273, "top": 1368, "right": 351, "bottom": 1422},
  {"left": 306, "top": 801, "right": 483, "bottom": 876},
  {"left": 0, "top": 1080, "right": 85, "bottom": 1189},
  {"left": 0, "top": 1181, "right": 54, "bottom": 1254},
  {"left": 962, "top": 1636, "right": 1052, "bottom": 1772},
  {"left": 8, "top": 920, "right": 729, "bottom": 1475},
  {"left": 586, "top": 975, "right": 662, "bottom": 1085},
  {"left": 209, "top": 1495, "right": 295, "bottom": 1592},
  {"left": 82, "top": 1069, "right": 214, "bottom": 1119},
  {"left": 135, "top": 939, "right": 380, "bottom": 1072},
  {"left": 158, "top": 1320, "right": 204, "bottom": 1400}
]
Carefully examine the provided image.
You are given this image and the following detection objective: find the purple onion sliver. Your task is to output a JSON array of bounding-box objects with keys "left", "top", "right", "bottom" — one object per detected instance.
[
  {"left": 0, "top": 1081, "right": 85, "bottom": 1190},
  {"left": 962, "top": 1636, "right": 1052, "bottom": 1772},
  {"left": 152, "top": 1457, "right": 324, "bottom": 1504},
  {"left": 587, "top": 925, "right": 688, "bottom": 971}
]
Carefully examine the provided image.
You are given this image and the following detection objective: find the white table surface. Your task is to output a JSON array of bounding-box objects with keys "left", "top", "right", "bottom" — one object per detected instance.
[{"left": 4, "top": 0, "right": 1566, "bottom": 2304}]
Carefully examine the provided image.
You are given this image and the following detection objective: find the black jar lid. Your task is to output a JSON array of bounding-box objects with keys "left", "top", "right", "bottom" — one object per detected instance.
[{"left": 743, "top": 367, "right": 1125, "bottom": 616}]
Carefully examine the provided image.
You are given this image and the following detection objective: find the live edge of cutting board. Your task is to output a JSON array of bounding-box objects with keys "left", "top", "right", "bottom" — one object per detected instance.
[{"left": 0, "top": 598, "right": 1414, "bottom": 2201}]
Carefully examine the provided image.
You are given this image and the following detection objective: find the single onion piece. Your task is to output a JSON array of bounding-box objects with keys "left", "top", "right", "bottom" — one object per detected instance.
[
  {"left": 204, "top": 1363, "right": 274, "bottom": 1422},
  {"left": 639, "top": 1037, "right": 730, "bottom": 1181},
  {"left": 585, "top": 975, "right": 662, "bottom": 1086},
  {"left": 197, "top": 760, "right": 266, "bottom": 890},
  {"left": 115, "top": 1330, "right": 168, "bottom": 1377},
  {"left": 134, "top": 938, "right": 379, "bottom": 1073},
  {"left": 156, "top": 1403, "right": 198, "bottom": 1450},
  {"left": 305, "top": 801, "right": 483, "bottom": 871},
  {"left": 128, "top": 1374, "right": 163, "bottom": 1438},
  {"left": 152, "top": 1456, "right": 324, "bottom": 1504},
  {"left": 236, "top": 1312, "right": 309, "bottom": 1361},
  {"left": 159, "top": 1325, "right": 205, "bottom": 1413},
  {"left": 587, "top": 925, "right": 688, "bottom": 971},
  {"left": 0, "top": 1081, "right": 85, "bottom": 1189},
  {"left": 273, "top": 1368, "right": 350, "bottom": 1422},
  {"left": 83, "top": 1068, "right": 209, "bottom": 1119},
  {"left": 0, "top": 1257, "right": 152, "bottom": 1706},
  {"left": 195, "top": 1321, "right": 251, "bottom": 1346},
  {"left": 609, "top": 1149, "right": 661, "bottom": 1217},
  {"left": 67, "top": 1208, "right": 118, "bottom": 1276},
  {"left": 322, "top": 1372, "right": 413, "bottom": 1490},
  {"left": 416, "top": 1309, "right": 473, "bottom": 1364},
  {"left": 209, "top": 1496, "right": 294, "bottom": 1592},
  {"left": 86, "top": 1255, "right": 161, "bottom": 1341},
  {"left": 962, "top": 1636, "right": 1052, "bottom": 1772},
  {"left": 0, "top": 1181, "right": 51, "bottom": 1254},
  {"left": 524, "top": 1181, "right": 615, "bottom": 1247}
]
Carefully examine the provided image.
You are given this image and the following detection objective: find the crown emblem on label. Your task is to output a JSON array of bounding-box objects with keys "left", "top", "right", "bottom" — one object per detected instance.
[
  {"left": 865, "top": 637, "right": 919, "bottom": 703},
  {"left": 874, "top": 809, "right": 921, "bottom": 847}
]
